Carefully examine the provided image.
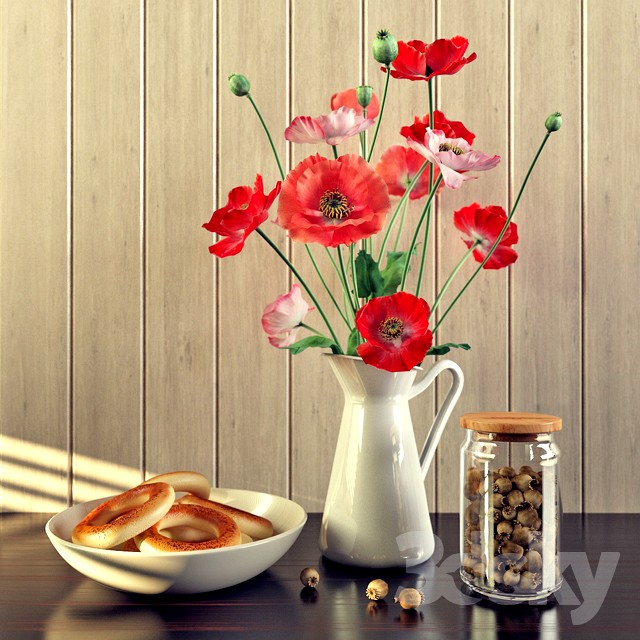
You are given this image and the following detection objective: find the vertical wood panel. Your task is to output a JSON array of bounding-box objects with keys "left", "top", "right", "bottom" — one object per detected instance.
[
  {"left": 0, "top": 0, "right": 69, "bottom": 511},
  {"left": 436, "top": 0, "right": 509, "bottom": 511},
  {"left": 72, "top": 0, "right": 142, "bottom": 501},
  {"left": 290, "top": 0, "right": 362, "bottom": 512},
  {"left": 145, "top": 1, "right": 214, "bottom": 478},
  {"left": 1, "top": 1, "right": 639, "bottom": 514},
  {"left": 512, "top": 0, "right": 582, "bottom": 512},
  {"left": 584, "top": 0, "right": 640, "bottom": 512},
  {"left": 216, "top": 0, "right": 289, "bottom": 495},
  {"left": 365, "top": 2, "right": 437, "bottom": 508}
]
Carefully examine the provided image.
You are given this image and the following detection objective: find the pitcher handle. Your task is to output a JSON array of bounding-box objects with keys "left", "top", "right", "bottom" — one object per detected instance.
[{"left": 409, "top": 359, "right": 464, "bottom": 481}]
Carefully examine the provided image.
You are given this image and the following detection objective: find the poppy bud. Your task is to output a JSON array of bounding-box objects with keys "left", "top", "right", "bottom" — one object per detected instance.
[
  {"left": 356, "top": 85, "right": 374, "bottom": 109},
  {"left": 228, "top": 73, "right": 251, "bottom": 97},
  {"left": 373, "top": 29, "right": 398, "bottom": 66},
  {"left": 545, "top": 112, "right": 562, "bottom": 132}
]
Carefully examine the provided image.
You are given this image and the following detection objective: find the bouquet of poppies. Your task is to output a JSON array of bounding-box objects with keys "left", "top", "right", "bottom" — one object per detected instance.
[{"left": 204, "top": 31, "right": 561, "bottom": 372}]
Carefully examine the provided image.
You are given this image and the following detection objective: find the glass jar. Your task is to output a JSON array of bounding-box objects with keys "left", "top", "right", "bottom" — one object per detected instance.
[{"left": 459, "top": 412, "right": 562, "bottom": 602}]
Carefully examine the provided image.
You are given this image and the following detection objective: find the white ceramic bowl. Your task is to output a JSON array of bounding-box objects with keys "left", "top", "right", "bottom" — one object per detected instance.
[{"left": 45, "top": 488, "right": 307, "bottom": 594}]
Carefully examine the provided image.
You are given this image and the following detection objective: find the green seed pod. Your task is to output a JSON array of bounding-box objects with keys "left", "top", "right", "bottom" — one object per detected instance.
[
  {"left": 545, "top": 112, "right": 562, "bottom": 132},
  {"left": 372, "top": 29, "right": 398, "bottom": 66},
  {"left": 228, "top": 73, "right": 251, "bottom": 97},
  {"left": 356, "top": 85, "right": 374, "bottom": 110}
]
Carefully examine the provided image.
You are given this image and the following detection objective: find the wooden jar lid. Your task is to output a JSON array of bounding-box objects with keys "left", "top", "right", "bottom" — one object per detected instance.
[{"left": 460, "top": 411, "right": 562, "bottom": 434}]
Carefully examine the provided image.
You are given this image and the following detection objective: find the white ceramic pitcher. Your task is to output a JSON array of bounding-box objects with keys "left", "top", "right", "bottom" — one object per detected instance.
[{"left": 319, "top": 354, "right": 464, "bottom": 568}]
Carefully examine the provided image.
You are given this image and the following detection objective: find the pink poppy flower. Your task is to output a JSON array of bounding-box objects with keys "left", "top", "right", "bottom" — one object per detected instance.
[
  {"left": 375, "top": 145, "right": 432, "bottom": 200},
  {"left": 276, "top": 153, "right": 390, "bottom": 247},
  {"left": 355, "top": 292, "right": 433, "bottom": 372},
  {"left": 285, "top": 107, "right": 375, "bottom": 146},
  {"left": 402, "top": 125, "right": 500, "bottom": 189},
  {"left": 330, "top": 88, "right": 380, "bottom": 119},
  {"left": 453, "top": 202, "right": 519, "bottom": 269},
  {"left": 203, "top": 175, "right": 281, "bottom": 257},
  {"left": 261, "top": 284, "right": 314, "bottom": 348}
]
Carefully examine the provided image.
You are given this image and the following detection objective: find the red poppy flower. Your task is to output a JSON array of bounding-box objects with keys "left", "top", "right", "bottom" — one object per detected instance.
[
  {"left": 453, "top": 202, "right": 519, "bottom": 269},
  {"left": 203, "top": 175, "right": 281, "bottom": 257},
  {"left": 375, "top": 145, "right": 432, "bottom": 199},
  {"left": 330, "top": 88, "right": 380, "bottom": 119},
  {"left": 276, "top": 154, "right": 390, "bottom": 247},
  {"left": 355, "top": 292, "right": 433, "bottom": 372},
  {"left": 403, "top": 110, "right": 475, "bottom": 145},
  {"left": 386, "top": 37, "right": 477, "bottom": 82}
]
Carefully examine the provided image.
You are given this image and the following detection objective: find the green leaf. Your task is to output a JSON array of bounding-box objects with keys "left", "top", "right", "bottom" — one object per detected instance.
[
  {"left": 346, "top": 327, "right": 361, "bottom": 356},
  {"left": 380, "top": 250, "right": 413, "bottom": 295},
  {"left": 285, "top": 335, "right": 338, "bottom": 355},
  {"left": 355, "top": 250, "right": 385, "bottom": 298},
  {"left": 427, "top": 342, "right": 471, "bottom": 356}
]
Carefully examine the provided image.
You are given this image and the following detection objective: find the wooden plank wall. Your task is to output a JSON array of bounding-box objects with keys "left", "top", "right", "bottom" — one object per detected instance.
[{"left": 1, "top": 0, "right": 638, "bottom": 514}]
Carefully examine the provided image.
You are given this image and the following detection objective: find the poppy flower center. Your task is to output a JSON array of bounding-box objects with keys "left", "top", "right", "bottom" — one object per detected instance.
[
  {"left": 379, "top": 316, "right": 404, "bottom": 341},
  {"left": 319, "top": 189, "right": 353, "bottom": 220},
  {"left": 439, "top": 142, "right": 465, "bottom": 155}
]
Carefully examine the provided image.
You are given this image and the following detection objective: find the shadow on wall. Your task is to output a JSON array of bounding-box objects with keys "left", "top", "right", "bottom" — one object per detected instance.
[{"left": 0, "top": 435, "right": 144, "bottom": 512}]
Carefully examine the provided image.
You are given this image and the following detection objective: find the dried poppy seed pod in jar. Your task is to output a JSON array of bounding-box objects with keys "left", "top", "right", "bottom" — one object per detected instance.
[{"left": 459, "top": 412, "right": 562, "bottom": 602}]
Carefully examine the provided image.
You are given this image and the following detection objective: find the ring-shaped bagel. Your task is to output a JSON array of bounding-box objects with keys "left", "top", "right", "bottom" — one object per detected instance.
[
  {"left": 142, "top": 471, "right": 211, "bottom": 499},
  {"left": 72, "top": 482, "right": 175, "bottom": 549},
  {"left": 134, "top": 504, "right": 242, "bottom": 552},
  {"left": 177, "top": 494, "right": 273, "bottom": 540}
]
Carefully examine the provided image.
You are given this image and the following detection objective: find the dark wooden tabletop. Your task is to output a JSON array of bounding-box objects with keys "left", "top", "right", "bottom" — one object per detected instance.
[{"left": 0, "top": 512, "right": 637, "bottom": 639}]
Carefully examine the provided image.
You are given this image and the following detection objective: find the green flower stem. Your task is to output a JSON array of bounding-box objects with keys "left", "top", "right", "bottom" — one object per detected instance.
[
  {"left": 415, "top": 80, "right": 435, "bottom": 298},
  {"left": 432, "top": 130, "right": 554, "bottom": 335},
  {"left": 337, "top": 246, "right": 357, "bottom": 314},
  {"left": 256, "top": 228, "right": 342, "bottom": 351},
  {"left": 360, "top": 107, "right": 368, "bottom": 158},
  {"left": 299, "top": 322, "right": 328, "bottom": 338},
  {"left": 377, "top": 159, "right": 430, "bottom": 262},
  {"left": 349, "top": 243, "right": 359, "bottom": 306},
  {"left": 305, "top": 245, "right": 350, "bottom": 327},
  {"left": 400, "top": 174, "right": 443, "bottom": 291},
  {"left": 366, "top": 68, "right": 391, "bottom": 163},
  {"left": 332, "top": 145, "right": 339, "bottom": 159},
  {"left": 393, "top": 198, "right": 409, "bottom": 252},
  {"left": 414, "top": 199, "right": 434, "bottom": 298},
  {"left": 430, "top": 242, "right": 478, "bottom": 314},
  {"left": 247, "top": 94, "right": 285, "bottom": 181}
]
